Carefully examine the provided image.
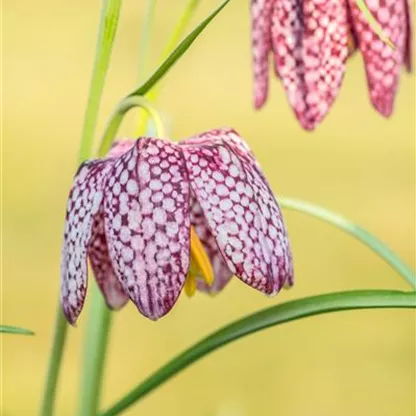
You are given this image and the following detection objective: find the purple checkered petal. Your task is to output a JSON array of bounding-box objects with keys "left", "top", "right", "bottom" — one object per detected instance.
[
  {"left": 190, "top": 194, "right": 234, "bottom": 293},
  {"left": 104, "top": 138, "right": 190, "bottom": 320},
  {"left": 60, "top": 159, "right": 114, "bottom": 324},
  {"left": 348, "top": 0, "right": 411, "bottom": 116},
  {"left": 88, "top": 207, "right": 129, "bottom": 309},
  {"left": 181, "top": 129, "right": 294, "bottom": 295}
]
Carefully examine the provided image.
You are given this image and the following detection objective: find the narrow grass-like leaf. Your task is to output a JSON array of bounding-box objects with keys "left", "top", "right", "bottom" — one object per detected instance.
[
  {"left": 135, "top": 0, "right": 202, "bottom": 135},
  {"left": 0, "top": 325, "right": 34, "bottom": 335},
  {"left": 78, "top": 0, "right": 123, "bottom": 162},
  {"left": 100, "top": 290, "right": 416, "bottom": 416},
  {"left": 129, "top": 0, "right": 229, "bottom": 97},
  {"left": 279, "top": 197, "right": 415, "bottom": 288}
]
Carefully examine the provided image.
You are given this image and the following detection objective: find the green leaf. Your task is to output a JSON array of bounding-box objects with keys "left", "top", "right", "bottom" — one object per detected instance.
[
  {"left": 78, "top": 0, "right": 123, "bottom": 162},
  {"left": 100, "top": 290, "right": 416, "bottom": 416},
  {"left": 0, "top": 325, "right": 34, "bottom": 335},
  {"left": 129, "top": 0, "right": 230, "bottom": 97},
  {"left": 278, "top": 197, "right": 416, "bottom": 288}
]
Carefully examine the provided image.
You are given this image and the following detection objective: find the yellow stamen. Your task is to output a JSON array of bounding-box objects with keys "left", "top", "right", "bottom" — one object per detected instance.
[
  {"left": 184, "top": 227, "right": 214, "bottom": 297},
  {"left": 184, "top": 272, "right": 197, "bottom": 297}
]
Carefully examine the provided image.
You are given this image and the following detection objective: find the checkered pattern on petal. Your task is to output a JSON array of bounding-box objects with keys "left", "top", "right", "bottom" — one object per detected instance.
[
  {"left": 190, "top": 194, "right": 234, "bottom": 293},
  {"left": 182, "top": 129, "right": 294, "bottom": 294},
  {"left": 271, "top": 0, "right": 349, "bottom": 130},
  {"left": 89, "top": 207, "right": 129, "bottom": 309},
  {"left": 348, "top": 0, "right": 411, "bottom": 116},
  {"left": 60, "top": 159, "right": 113, "bottom": 324},
  {"left": 104, "top": 138, "right": 190, "bottom": 320}
]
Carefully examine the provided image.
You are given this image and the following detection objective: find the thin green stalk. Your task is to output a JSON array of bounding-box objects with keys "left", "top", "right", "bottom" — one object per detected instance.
[
  {"left": 100, "top": 96, "right": 165, "bottom": 156},
  {"left": 79, "top": 0, "right": 122, "bottom": 162},
  {"left": 278, "top": 197, "right": 416, "bottom": 288},
  {"left": 40, "top": 1, "right": 122, "bottom": 415},
  {"left": 137, "top": 0, "right": 158, "bottom": 84},
  {"left": 76, "top": 1, "right": 123, "bottom": 415},
  {"left": 100, "top": 290, "right": 416, "bottom": 416},
  {"left": 136, "top": 0, "right": 201, "bottom": 135},
  {"left": 159, "top": 0, "right": 201, "bottom": 63},
  {"left": 76, "top": 286, "right": 112, "bottom": 416},
  {"left": 39, "top": 310, "right": 68, "bottom": 415}
]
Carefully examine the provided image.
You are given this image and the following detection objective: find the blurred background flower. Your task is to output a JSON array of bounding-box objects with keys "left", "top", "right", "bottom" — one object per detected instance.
[
  {"left": 2, "top": 1, "right": 415, "bottom": 415},
  {"left": 251, "top": 0, "right": 412, "bottom": 129}
]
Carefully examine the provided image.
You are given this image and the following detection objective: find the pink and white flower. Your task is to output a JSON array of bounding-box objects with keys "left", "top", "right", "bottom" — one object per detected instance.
[
  {"left": 251, "top": 0, "right": 413, "bottom": 130},
  {"left": 60, "top": 128, "right": 294, "bottom": 324}
]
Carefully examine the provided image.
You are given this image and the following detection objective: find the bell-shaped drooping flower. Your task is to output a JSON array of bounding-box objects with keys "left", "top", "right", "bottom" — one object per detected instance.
[
  {"left": 251, "top": 0, "right": 413, "bottom": 130},
  {"left": 61, "top": 129, "right": 293, "bottom": 324}
]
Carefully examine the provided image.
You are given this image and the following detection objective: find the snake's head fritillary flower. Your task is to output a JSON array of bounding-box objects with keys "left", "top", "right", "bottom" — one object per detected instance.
[
  {"left": 61, "top": 129, "right": 293, "bottom": 324},
  {"left": 251, "top": 0, "right": 413, "bottom": 130}
]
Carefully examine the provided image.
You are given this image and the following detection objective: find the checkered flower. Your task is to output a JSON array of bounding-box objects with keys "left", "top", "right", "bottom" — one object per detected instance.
[
  {"left": 251, "top": 0, "right": 413, "bottom": 130},
  {"left": 60, "top": 128, "right": 293, "bottom": 324}
]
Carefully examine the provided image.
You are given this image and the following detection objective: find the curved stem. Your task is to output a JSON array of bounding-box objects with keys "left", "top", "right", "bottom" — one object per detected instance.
[
  {"left": 278, "top": 197, "right": 415, "bottom": 288},
  {"left": 99, "top": 290, "right": 416, "bottom": 416},
  {"left": 136, "top": 0, "right": 201, "bottom": 135},
  {"left": 99, "top": 95, "right": 166, "bottom": 156},
  {"left": 40, "top": 1, "right": 122, "bottom": 415}
]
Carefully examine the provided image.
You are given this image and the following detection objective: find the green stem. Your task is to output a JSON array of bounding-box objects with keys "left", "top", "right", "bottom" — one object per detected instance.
[
  {"left": 40, "top": 1, "right": 122, "bottom": 415},
  {"left": 99, "top": 96, "right": 166, "bottom": 155},
  {"left": 76, "top": 286, "right": 112, "bottom": 416},
  {"left": 79, "top": 0, "right": 123, "bottom": 162},
  {"left": 39, "top": 310, "right": 68, "bottom": 415},
  {"left": 278, "top": 197, "right": 415, "bottom": 288},
  {"left": 137, "top": 0, "right": 158, "bottom": 84},
  {"left": 159, "top": 0, "right": 201, "bottom": 61},
  {"left": 136, "top": 0, "right": 201, "bottom": 135},
  {"left": 100, "top": 289, "right": 416, "bottom": 416}
]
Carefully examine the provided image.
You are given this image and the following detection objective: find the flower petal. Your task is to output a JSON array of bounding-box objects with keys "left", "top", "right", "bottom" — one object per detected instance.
[
  {"left": 251, "top": 0, "right": 274, "bottom": 108},
  {"left": 271, "top": 0, "right": 349, "bottom": 129},
  {"left": 88, "top": 207, "right": 129, "bottom": 310},
  {"left": 348, "top": 0, "right": 409, "bottom": 116},
  {"left": 108, "top": 140, "right": 136, "bottom": 158},
  {"left": 60, "top": 160, "right": 113, "bottom": 324},
  {"left": 104, "top": 138, "right": 190, "bottom": 320},
  {"left": 182, "top": 129, "right": 293, "bottom": 295},
  {"left": 190, "top": 195, "right": 234, "bottom": 293}
]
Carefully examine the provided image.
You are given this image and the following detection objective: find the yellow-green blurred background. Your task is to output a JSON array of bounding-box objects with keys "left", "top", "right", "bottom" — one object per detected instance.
[{"left": 2, "top": 1, "right": 415, "bottom": 415}]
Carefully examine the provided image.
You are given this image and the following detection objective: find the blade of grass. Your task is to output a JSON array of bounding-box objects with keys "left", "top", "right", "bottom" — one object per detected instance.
[
  {"left": 129, "top": 0, "right": 229, "bottom": 98},
  {"left": 100, "top": 290, "right": 416, "bottom": 416},
  {"left": 78, "top": 0, "right": 123, "bottom": 162},
  {"left": 135, "top": 0, "right": 202, "bottom": 135},
  {"left": 0, "top": 325, "right": 34, "bottom": 335},
  {"left": 279, "top": 197, "right": 415, "bottom": 288}
]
